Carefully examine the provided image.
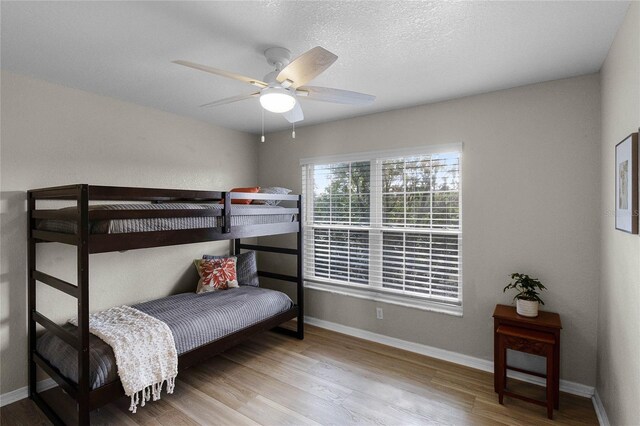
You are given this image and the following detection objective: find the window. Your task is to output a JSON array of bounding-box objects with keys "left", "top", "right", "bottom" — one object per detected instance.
[{"left": 301, "top": 145, "right": 462, "bottom": 313}]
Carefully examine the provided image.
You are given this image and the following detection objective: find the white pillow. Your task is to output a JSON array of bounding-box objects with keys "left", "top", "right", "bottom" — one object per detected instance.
[{"left": 251, "top": 187, "right": 292, "bottom": 206}]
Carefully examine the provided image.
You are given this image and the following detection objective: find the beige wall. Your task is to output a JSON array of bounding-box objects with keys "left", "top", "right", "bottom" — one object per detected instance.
[
  {"left": 0, "top": 56, "right": 616, "bottom": 400},
  {"left": 0, "top": 71, "right": 257, "bottom": 394},
  {"left": 598, "top": 3, "right": 640, "bottom": 424},
  {"left": 258, "top": 74, "right": 602, "bottom": 387}
]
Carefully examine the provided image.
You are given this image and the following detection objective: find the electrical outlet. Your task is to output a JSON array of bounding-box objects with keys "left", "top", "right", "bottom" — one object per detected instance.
[{"left": 376, "top": 307, "right": 384, "bottom": 320}]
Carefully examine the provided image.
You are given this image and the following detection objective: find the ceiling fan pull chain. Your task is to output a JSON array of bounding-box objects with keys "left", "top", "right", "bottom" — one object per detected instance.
[
  {"left": 292, "top": 122, "right": 296, "bottom": 140},
  {"left": 261, "top": 108, "right": 265, "bottom": 143}
]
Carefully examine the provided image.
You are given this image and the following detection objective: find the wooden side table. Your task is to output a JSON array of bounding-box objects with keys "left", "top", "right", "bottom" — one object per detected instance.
[{"left": 493, "top": 304, "right": 562, "bottom": 416}]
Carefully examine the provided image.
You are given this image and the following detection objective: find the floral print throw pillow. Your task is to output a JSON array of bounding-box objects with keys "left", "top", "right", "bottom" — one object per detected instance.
[{"left": 194, "top": 257, "right": 239, "bottom": 294}]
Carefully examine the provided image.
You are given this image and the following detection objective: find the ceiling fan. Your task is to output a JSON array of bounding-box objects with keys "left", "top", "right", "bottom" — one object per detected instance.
[{"left": 173, "top": 46, "right": 375, "bottom": 124}]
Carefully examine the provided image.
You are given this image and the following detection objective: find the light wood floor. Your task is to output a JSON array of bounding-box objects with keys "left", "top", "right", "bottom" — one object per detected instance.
[{"left": 1, "top": 324, "right": 598, "bottom": 425}]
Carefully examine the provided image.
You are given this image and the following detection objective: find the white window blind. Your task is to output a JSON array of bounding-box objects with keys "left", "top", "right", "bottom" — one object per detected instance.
[{"left": 302, "top": 147, "right": 462, "bottom": 306}]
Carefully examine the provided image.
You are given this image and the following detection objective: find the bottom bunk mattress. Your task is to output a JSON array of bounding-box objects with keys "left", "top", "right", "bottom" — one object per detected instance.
[{"left": 36, "top": 286, "right": 293, "bottom": 390}]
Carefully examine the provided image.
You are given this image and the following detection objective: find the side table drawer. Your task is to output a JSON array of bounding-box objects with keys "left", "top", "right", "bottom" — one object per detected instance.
[
  {"left": 503, "top": 334, "right": 550, "bottom": 356},
  {"left": 497, "top": 325, "right": 556, "bottom": 356}
]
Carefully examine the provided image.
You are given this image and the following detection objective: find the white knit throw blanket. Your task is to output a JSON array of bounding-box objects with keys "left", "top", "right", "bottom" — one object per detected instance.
[{"left": 69, "top": 305, "right": 178, "bottom": 413}]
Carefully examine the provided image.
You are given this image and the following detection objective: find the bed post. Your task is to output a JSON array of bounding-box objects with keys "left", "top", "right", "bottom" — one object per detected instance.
[
  {"left": 296, "top": 195, "right": 304, "bottom": 340},
  {"left": 27, "top": 191, "right": 37, "bottom": 399},
  {"left": 223, "top": 191, "right": 231, "bottom": 233},
  {"left": 77, "top": 184, "right": 90, "bottom": 424}
]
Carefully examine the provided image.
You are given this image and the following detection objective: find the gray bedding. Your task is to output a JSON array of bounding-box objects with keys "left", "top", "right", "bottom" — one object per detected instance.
[
  {"left": 36, "top": 287, "right": 293, "bottom": 389},
  {"left": 37, "top": 203, "right": 295, "bottom": 234}
]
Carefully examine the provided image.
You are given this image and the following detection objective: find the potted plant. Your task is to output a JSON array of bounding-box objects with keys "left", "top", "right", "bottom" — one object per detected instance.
[{"left": 503, "top": 273, "right": 546, "bottom": 317}]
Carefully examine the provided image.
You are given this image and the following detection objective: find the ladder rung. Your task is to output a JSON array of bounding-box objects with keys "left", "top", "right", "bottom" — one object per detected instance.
[
  {"left": 257, "top": 270, "right": 298, "bottom": 283},
  {"left": 239, "top": 244, "right": 298, "bottom": 255},
  {"left": 32, "top": 209, "right": 78, "bottom": 220},
  {"left": 32, "top": 230, "right": 77, "bottom": 245},
  {"left": 32, "top": 271, "right": 78, "bottom": 298},
  {"left": 32, "top": 351, "right": 78, "bottom": 398},
  {"left": 33, "top": 311, "right": 79, "bottom": 349}
]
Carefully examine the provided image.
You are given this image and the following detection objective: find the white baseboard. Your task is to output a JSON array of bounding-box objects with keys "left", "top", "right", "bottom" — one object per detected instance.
[
  {"left": 0, "top": 378, "right": 57, "bottom": 407},
  {"left": 592, "top": 389, "right": 611, "bottom": 426},
  {"left": 304, "top": 316, "right": 595, "bottom": 399}
]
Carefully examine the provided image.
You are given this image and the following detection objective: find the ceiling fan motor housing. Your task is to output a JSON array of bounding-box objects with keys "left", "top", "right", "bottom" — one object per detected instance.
[{"left": 264, "top": 47, "right": 291, "bottom": 71}]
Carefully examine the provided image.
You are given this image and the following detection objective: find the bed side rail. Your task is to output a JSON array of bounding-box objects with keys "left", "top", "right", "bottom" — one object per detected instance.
[
  {"left": 30, "top": 184, "right": 226, "bottom": 202},
  {"left": 29, "top": 184, "right": 301, "bottom": 202}
]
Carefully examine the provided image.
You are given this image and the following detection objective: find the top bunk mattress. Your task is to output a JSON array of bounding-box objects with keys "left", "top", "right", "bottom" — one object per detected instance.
[{"left": 37, "top": 203, "right": 296, "bottom": 234}]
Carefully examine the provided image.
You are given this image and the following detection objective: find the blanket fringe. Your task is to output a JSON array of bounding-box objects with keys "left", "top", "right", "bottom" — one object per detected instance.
[{"left": 129, "top": 376, "right": 177, "bottom": 413}]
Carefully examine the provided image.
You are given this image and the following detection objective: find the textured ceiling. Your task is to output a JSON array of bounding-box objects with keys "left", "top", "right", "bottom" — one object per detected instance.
[{"left": 0, "top": 1, "right": 630, "bottom": 134}]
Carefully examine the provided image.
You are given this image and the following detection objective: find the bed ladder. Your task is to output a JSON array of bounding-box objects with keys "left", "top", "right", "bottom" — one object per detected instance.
[
  {"left": 233, "top": 196, "right": 304, "bottom": 340},
  {"left": 28, "top": 185, "right": 91, "bottom": 425}
]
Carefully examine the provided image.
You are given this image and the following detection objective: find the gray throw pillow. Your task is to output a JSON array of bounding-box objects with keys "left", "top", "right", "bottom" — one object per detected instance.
[
  {"left": 251, "top": 187, "right": 292, "bottom": 206},
  {"left": 203, "top": 250, "right": 259, "bottom": 287}
]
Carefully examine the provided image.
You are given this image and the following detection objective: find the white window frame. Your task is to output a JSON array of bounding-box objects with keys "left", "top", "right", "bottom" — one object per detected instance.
[{"left": 301, "top": 143, "right": 463, "bottom": 316}]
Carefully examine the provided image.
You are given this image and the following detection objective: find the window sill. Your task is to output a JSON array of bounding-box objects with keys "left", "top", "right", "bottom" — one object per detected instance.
[{"left": 304, "top": 280, "right": 463, "bottom": 317}]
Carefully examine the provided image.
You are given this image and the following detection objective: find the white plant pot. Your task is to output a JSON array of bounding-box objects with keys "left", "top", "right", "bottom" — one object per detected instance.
[{"left": 516, "top": 299, "right": 539, "bottom": 317}]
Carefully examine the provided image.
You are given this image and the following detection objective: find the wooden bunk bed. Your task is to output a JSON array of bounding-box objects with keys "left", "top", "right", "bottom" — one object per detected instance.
[{"left": 27, "top": 184, "right": 303, "bottom": 425}]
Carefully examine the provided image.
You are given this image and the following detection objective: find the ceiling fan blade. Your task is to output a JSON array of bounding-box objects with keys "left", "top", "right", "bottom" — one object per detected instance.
[
  {"left": 276, "top": 47, "right": 337, "bottom": 89},
  {"left": 199, "top": 92, "right": 260, "bottom": 108},
  {"left": 282, "top": 102, "right": 304, "bottom": 123},
  {"left": 173, "top": 60, "right": 268, "bottom": 88},
  {"left": 297, "top": 86, "right": 375, "bottom": 105}
]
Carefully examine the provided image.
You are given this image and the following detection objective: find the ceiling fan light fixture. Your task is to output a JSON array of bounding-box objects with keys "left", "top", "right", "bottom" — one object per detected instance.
[{"left": 259, "top": 87, "right": 296, "bottom": 113}]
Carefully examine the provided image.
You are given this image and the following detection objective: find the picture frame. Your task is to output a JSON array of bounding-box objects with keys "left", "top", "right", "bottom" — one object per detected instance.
[{"left": 615, "top": 132, "right": 638, "bottom": 234}]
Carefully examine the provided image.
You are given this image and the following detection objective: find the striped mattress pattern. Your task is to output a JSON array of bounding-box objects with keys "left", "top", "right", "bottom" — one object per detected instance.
[
  {"left": 135, "top": 286, "right": 293, "bottom": 354},
  {"left": 37, "top": 203, "right": 295, "bottom": 234},
  {"left": 36, "top": 287, "right": 293, "bottom": 389}
]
